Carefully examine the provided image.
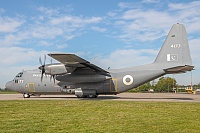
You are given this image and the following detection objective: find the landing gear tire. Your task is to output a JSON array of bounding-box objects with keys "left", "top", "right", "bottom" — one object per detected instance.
[
  {"left": 76, "top": 95, "right": 98, "bottom": 98},
  {"left": 87, "top": 95, "right": 98, "bottom": 98},
  {"left": 23, "top": 93, "right": 30, "bottom": 98},
  {"left": 76, "top": 95, "right": 87, "bottom": 98}
]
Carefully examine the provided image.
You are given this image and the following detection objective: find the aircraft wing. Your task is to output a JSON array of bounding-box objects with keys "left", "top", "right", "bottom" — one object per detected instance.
[{"left": 48, "top": 53, "right": 110, "bottom": 76}]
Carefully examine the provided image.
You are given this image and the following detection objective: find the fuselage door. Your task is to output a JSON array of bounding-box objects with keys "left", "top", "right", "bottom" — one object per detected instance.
[
  {"left": 28, "top": 83, "right": 36, "bottom": 92},
  {"left": 110, "top": 78, "right": 118, "bottom": 92}
]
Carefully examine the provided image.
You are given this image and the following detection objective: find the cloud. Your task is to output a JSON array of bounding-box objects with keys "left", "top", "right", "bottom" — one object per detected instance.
[
  {"left": 0, "top": 16, "right": 24, "bottom": 33},
  {"left": 50, "top": 16, "right": 102, "bottom": 25},
  {"left": 0, "top": 34, "right": 20, "bottom": 45},
  {"left": 108, "top": 1, "right": 200, "bottom": 44},
  {"left": 168, "top": 1, "right": 200, "bottom": 10},
  {"left": 0, "top": 47, "right": 49, "bottom": 66},
  {"left": 189, "top": 38, "right": 200, "bottom": 68},
  {"left": 168, "top": 1, "right": 200, "bottom": 34},
  {"left": 0, "top": 8, "right": 5, "bottom": 13},
  {"left": 109, "top": 9, "right": 174, "bottom": 43},
  {"left": 30, "top": 26, "right": 63, "bottom": 39},
  {"left": 91, "top": 26, "right": 107, "bottom": 32},
  {"left": 0, "top": 6, "right": 104, "bottom": 48},
  {"left": 37, "top": 6, "right": 59, "bottom": 16},
  {"left": 56, "top": 43, "right": 68, "bottom": 49},
  {"left": 90, "top": 48, "right": 158, "bottom": 69},
  {"left": 117, "top": 2, "right": 138, "bottom": 9},
  {"left": 38, "top": 41, "right": 53, "bottom": 47},
  {"left": 107, "top": 12, "right": 117, "bottom": 17},
  {"left": 142, "top": 0, "right": 159, "bottom": 3}
]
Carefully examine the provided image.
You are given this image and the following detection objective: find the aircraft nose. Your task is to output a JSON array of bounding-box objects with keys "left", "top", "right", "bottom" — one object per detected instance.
[{"left": 5, "top": 81, "right": 12, "bottom": 90}]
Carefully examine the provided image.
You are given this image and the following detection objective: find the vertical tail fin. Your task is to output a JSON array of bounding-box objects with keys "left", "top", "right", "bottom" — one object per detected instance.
[{"left": 154, "top": 23, "right": 193, "bottom": 72}]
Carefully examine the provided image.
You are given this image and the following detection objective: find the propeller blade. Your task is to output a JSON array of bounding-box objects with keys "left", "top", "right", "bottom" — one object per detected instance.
[
  {"left": 44, "top": 55, "right": 46, "bottom": 65},
  {"left": 50, "top": 74, "right": 56, "bottom": 84},
  {"left": 53, "top": 75, "right": 56, "bottom": 84},
  {"left": 50, "top": 75, "right": 52, "bottom": 81},
  {"left": 41, "top": 65, "right": 45, "bottom": 82},
  {"left": 39, "top": 54, "right": 47, "bottom": 82},
  {"left": 39, "top": 57, "right": 42, "bottom": 65},
  {"left": 41, "top": 73, "right": 43, "bottom": 82}
]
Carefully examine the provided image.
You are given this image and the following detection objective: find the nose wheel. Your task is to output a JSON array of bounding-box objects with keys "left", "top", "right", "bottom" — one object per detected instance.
[{"left": 23, "top": 93, "right": 30, "bottom": 98}]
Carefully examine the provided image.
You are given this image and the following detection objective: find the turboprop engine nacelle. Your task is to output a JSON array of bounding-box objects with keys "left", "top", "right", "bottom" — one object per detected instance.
[
  {"left": 45, "top": 63, "right": 67, "bottom": 75},
  {"left": 56, "top": 74, "right": 111, "bottom": 83}
]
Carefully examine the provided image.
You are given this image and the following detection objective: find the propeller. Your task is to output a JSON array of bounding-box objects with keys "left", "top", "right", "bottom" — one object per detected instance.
[
  {"left": 38, "top": 55, "right": 46, "bottom": 82},
  {"left": 39, "top": 54, "right": 57, "bottom": 84},
  {"left": 50, "top": 74, "right": 56, "bottom": 84},
  {"left": 49, "top": 55, "right": 56, "bottom": 83}
]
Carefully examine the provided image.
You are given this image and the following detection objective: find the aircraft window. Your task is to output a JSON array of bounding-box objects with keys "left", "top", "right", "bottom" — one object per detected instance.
[
  {"left": 16, "top": 73, "right": 19, "bottom": 77},
  {"left": 171, "top": 35, "right": 175, "bottom": 37},
  {"left": 16, "top": 72, "right": 23, "bottom": 77}
]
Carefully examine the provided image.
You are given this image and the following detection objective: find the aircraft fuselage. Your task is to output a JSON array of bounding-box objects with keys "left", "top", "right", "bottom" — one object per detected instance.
[{"left": 6, "top": 64, "right": 166, "bottom": 98}]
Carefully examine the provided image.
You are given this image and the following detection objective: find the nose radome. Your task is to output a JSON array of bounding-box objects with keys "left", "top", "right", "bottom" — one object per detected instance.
[
  {"left": 5, "top": 81, "right": 11, "bottom": 90},
  {"left": 5, "top": 82, "right": 9, "bottom": 89}
]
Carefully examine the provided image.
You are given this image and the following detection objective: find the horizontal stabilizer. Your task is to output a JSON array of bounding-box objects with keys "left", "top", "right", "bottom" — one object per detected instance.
[{"left": 164, "top": 65, "right": 194, "bottom": 74}]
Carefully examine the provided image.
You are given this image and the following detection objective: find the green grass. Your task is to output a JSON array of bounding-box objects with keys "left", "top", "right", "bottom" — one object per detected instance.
[{"left": 0, "top": 100, "right": 200, "bottom": 133}]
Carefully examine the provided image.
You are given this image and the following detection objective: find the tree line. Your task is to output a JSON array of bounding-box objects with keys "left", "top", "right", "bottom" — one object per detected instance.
[{"left": 130, "top": 76, "right": 200, "bottom": 93}]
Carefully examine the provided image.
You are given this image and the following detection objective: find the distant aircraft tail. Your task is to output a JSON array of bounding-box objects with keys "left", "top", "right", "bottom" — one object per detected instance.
[{"left": 153, "top": 23, "right": 194, "bottom": 73}]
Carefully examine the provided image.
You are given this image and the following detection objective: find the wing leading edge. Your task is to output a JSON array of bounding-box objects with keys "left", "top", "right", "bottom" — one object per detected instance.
[{"left": 48, "top": 53, "right": 110, "bottom": 76}]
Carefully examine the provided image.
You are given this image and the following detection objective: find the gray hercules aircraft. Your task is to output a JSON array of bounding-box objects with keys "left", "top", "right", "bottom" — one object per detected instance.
[{"left": 5, "top": 24, "right": 194, "bottom": 98}]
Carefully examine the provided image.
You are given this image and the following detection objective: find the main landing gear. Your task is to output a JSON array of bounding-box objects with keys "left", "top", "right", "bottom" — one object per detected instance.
[
  {"left": 23, "top": 93, "right": 30, "bottom": 98},
  {"left": 76, "top": 95, "right": 98, "bottom": 98},
  {"left": 22, "top": 93, "right": 98, "bottom": 98}
]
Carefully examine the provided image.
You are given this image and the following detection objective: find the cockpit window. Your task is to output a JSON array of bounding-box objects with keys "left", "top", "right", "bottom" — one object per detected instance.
[{"left": 16, "top": 72, "right": 23, "bottom": 77}]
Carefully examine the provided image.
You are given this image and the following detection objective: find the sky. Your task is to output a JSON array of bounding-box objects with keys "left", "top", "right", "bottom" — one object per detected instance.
[{"left": 0, "top": 0, "right": 200, "bottom": 88}]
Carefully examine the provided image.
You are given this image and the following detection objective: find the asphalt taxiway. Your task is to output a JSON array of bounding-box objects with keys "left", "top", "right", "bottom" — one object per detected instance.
[{"left": 0, "top": 93, "right": 200, "bottom": 102}]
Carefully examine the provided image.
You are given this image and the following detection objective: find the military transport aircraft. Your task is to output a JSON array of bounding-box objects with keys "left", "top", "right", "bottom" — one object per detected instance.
[{"left": 5, "top": 23, "right": 194, "bottom": 98}]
